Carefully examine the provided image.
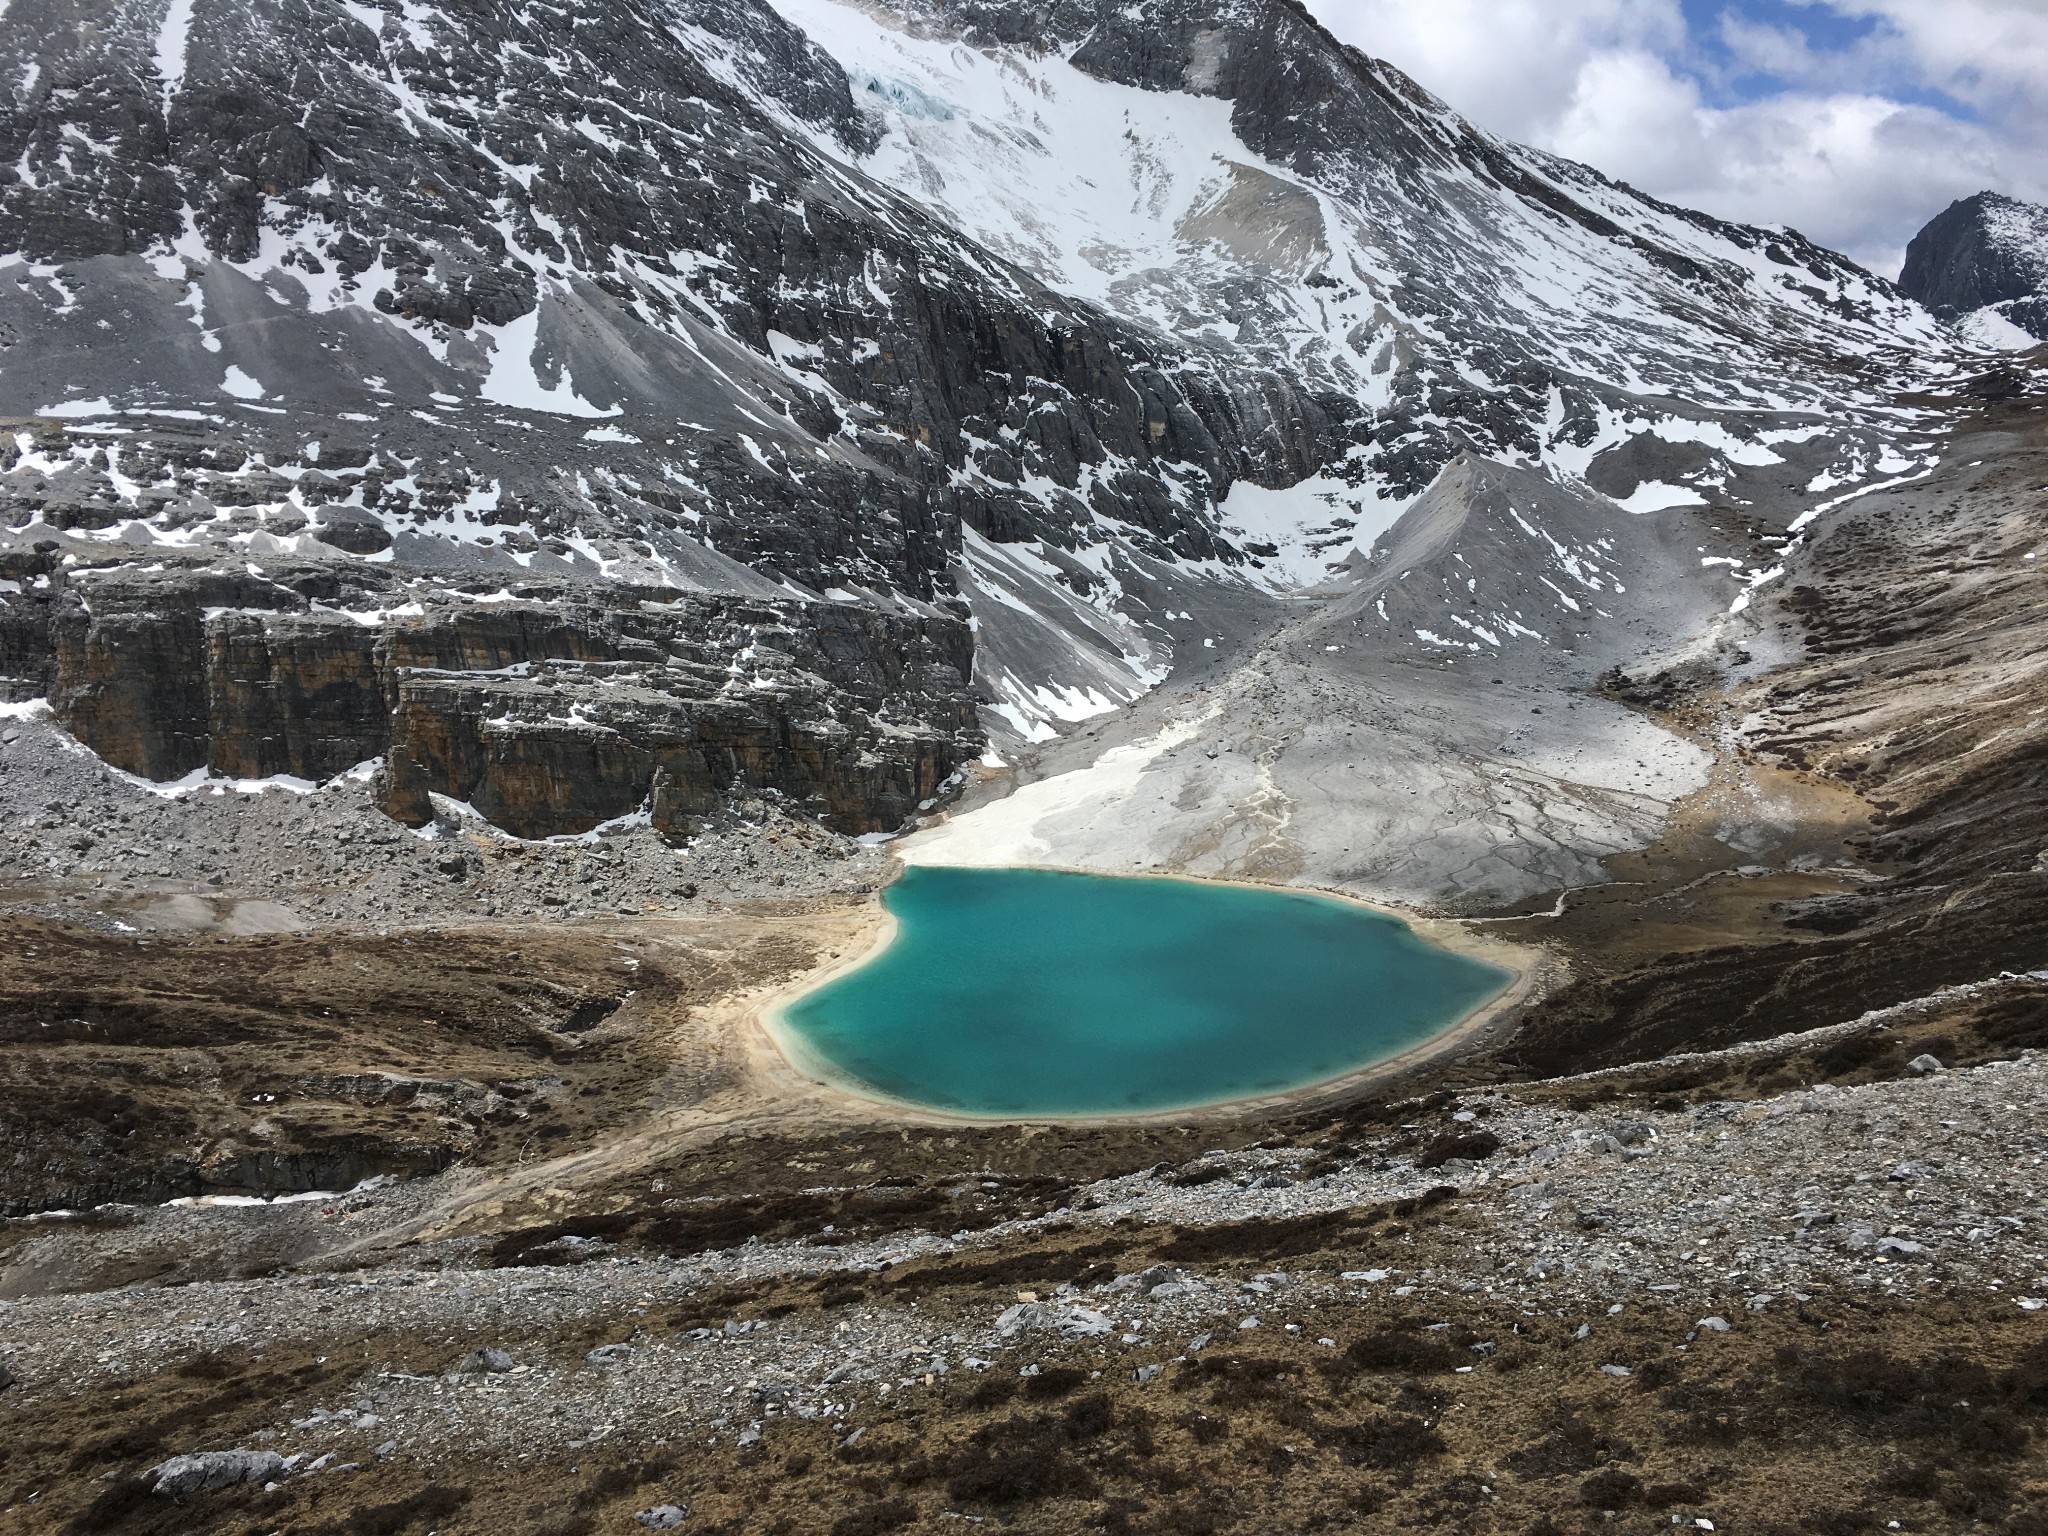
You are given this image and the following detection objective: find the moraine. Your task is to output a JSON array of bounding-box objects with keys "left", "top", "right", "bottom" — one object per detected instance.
[{"left": 768, "top": 866, "right": 1513, "bottom": 1118}]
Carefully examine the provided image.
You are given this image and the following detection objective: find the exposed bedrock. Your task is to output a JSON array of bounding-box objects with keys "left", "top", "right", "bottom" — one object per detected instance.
[
  {"left": 1509, "top": 406, "right": 2048, "bottom": 1074},
  {"left": 1899, "top": 191, "right": 2048, "bottom": 340},
  {"left": 0, "top": 550, "right": 978, "bottom": 839}
]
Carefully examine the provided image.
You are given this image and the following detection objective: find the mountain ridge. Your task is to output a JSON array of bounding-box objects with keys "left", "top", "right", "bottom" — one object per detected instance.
[{"left": 0, "top": 0, "right": 1990, "bottom": 863}]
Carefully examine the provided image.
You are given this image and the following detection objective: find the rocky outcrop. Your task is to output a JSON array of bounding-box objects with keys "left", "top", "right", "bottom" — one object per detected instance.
[
  {"left": 376, "top": 595, "right": 975, "bottom": 838},
  {"left": 146, "top": 1451, "right": 290, "bottom": 1498},
  {"left": 1900, "top": 192, "right": 2048, "bottom": 343},
  {"left": 3, "top": 551, "right": 977, "bottom": 839}
]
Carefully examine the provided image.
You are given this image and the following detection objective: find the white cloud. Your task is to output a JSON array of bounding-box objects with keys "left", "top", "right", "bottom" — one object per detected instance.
[
  {"left": 1311, "top": 0, "right": 1684, "bottom": 144},
  {"left": 1806, "top": 1, "right": 2048, "bottom": 113},
  {"left": 1304, "top": 0, "right": 2048, "bottom": 277}
]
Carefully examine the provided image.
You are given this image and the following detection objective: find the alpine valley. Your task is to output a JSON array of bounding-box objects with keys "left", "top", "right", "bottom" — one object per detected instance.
[{"left": 1, "top": 3, "right": 2046, "bottom": 1533}]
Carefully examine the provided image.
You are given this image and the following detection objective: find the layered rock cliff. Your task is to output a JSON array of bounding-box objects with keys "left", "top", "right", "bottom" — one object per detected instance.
[{"left": 0, "top": 534, "right": 977, "bottom": 838}]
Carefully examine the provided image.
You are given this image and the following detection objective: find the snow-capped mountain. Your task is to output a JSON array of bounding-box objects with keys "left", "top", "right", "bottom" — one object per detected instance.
[
  {"left": 0, "top": 0, "right": 1988, "bottom": 856},
  {"left": 1901, "top": 191, "right": 2048, "bottom": 349}
]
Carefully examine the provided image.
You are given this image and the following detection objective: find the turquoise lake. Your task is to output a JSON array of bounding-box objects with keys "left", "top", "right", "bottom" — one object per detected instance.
[{"left": 773, "top": 866, "right": 1512, "bottom": 1117}]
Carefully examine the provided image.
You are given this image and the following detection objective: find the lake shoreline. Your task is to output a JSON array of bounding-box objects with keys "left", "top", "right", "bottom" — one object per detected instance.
[{"left": 749, "top": 862, "right": 1550, "bottom": 1126}]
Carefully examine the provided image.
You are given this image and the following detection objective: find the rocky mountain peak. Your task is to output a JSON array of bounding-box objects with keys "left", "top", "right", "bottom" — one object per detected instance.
[{"left": 1899, "top": 190, "right": 2048, "bottom": 348}]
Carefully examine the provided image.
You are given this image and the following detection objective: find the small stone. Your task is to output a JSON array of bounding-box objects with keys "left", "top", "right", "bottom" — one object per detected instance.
[
  {"left": 1599, "top": 1364, "right": 1632, "bottom": 1378},
  {"left": 1058, "top": 1307, "right": 1113, "bottom": 1339},
  {"left": 1129, "top": 1264, "right": 1189, "bottom": 1295},
  {"left": 635, "top": 1505, "right": 689, "bottom": 1529},
  {"left": 1696, "top": 1316, "right": 1732, "bottom": 1333}
]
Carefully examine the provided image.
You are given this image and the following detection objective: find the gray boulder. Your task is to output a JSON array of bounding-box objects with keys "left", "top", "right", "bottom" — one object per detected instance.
[
  {"left": 994, "top": 1302, "right": 1113, "bottom": 1340},
  {"left": 147, "top": 1450, "right": 288, "bottom": 1497},
  {"left": 308, "top": 507, "right": 395, "bottom": 556}
]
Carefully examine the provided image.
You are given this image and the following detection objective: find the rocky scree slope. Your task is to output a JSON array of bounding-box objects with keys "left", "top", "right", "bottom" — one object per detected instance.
[
  {"left": 0, "top": 0, "right": 1973, "bottom": 845},
  {"left": 4, "top": 999, "right": 2046, "bottom": 1534},
  {"left": 1901, "top": 191, "right": 2048, "bottom": 349},
  {"left": 1510, "top": 381, "right": 2048, "bottom": 1074}
]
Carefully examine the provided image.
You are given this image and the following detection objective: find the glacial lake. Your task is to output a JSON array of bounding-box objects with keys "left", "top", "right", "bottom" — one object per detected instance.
[{"left": 771, "top": 866, "right": 1513, "bottom": 1118}]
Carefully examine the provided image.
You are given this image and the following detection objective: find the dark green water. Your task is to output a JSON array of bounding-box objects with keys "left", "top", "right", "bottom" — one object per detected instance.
[{"left": 774, "top": 866, "right": 1511, "bottom": 1117}]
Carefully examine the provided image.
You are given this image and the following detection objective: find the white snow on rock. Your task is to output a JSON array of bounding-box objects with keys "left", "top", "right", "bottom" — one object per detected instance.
[
  {"left": 901, "top": 709, "right": 1214, "bottom": 868},
  {"left": 1218, "top": 470, "right": 1413, "bottom": 588},
  {"left": 1614, "top": 480, "right": 1707, "bottom": 514},
  {"left": 480, "top": 304, "right": 620, "bottom": 418},
  {"left": 154, "top": 0, "right": 197, "bottom": 104},
  {"left": 1957, "top": 305, "right": 2040, "bottom": 352},
  {"left": 36, "top": 397, "right": 114, "bottom": 418}
]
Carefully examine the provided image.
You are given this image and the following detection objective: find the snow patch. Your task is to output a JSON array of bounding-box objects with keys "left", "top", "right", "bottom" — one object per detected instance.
[
  {"left": 155, "top": 0, "right": 197, "bottom": 103},
  {"left": 37, "top": 397, "right": 114, "bottom": 419},
  {"left": 480, "top": 304, "right": 621, "bottom": 418},
  {"left": 1614, "top": 480, "right": 1707, "bottom": 514},
  {"left": 901, "top": 708, "right": 1215, "bottom": 867}
]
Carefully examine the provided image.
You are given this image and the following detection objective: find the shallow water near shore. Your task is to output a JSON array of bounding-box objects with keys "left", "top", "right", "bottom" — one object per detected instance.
[{"left": 773, "top": 866, "right": 1513, "bottom": 1117}]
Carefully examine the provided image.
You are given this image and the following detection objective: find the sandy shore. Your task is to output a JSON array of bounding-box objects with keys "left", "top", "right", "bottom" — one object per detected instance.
[{"left": 746, "top": 861, "right": 1550, "bottom": 1127}]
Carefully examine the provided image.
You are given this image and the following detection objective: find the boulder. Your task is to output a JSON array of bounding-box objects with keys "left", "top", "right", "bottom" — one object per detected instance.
[
  {"left": 309, "top": 508, "right": 395, "bottom": 555},
  {"left": 147, "top": 1450, "right": 288, "bottom": 1496}
]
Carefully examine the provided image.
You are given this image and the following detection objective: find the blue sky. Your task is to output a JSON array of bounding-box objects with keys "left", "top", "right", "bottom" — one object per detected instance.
[
  {"left": 1306, "top": 0, "right": 2048, "bottom": 275},
  {"left": 1680, "top": 0, "right": 1976, "bottom": 117}
]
